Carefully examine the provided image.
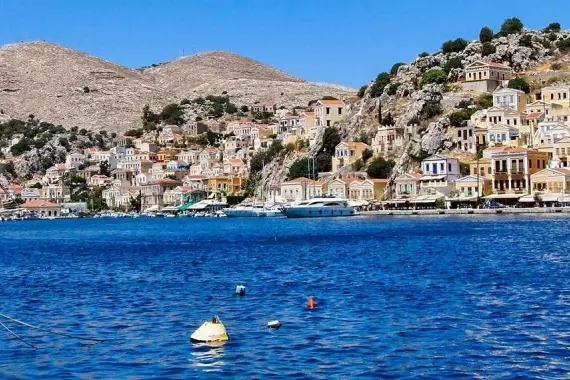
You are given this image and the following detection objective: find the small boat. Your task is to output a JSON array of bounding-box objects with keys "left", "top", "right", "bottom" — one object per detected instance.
[{"left": 283, "top": 197, "right": 356, "bottom": 218}]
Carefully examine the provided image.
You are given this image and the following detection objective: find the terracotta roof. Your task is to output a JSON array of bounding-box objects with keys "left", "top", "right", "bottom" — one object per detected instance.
[
  {"left": 553, "top": 168, "right": 570, "bottom": 175},
  {"left": 370, "top": 179, "right": 389, "bottom": 183},
  {"left": 155, "top": 178, "right": 182, "bottom": 184},
  {"left": 523, "top": 112, "right": 544, "bottom": 120},
  {"left": 304, "top": 111, "right": 314, "bottom": 116},
  {"left": 21, "top": 200, "right": 60, "bottom": 208},
  {"left": 319, "top": 99, "right": 344, "bottom": 106}
]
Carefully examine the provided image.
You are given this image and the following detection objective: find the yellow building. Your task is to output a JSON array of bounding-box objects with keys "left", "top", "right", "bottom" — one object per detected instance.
[
  {"left": 348, "top": 179, "right": 388, "bottom": 201},
  {"left": 469, "top": 158, "right": 492, "bottom": 179},
  {"left": 208, "top": 176, "right": 245, "bottom": 196},
  {"left": 489, "top": 147, "right": 549, "bottom": 195},
  {"left": 541, "top": 85, "right": 570, "bottom": 108},
  {"left": 454, "top": 175, "right": 492, "bottom": 197},
  {"left": 157, "top": 149, "right": 178, "bottom": 162},
  {"left": 530, "top": 168, "right": 570, "bottom": 194},
  {"left": 332, "top": 142, "right": 369, "bottom": 171},
  {"left": 314, "top": 99, "right": 345, "bottom": 129}
]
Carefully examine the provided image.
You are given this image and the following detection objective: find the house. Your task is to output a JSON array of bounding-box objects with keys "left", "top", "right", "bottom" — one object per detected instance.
[
  {"left": 314, "top": 99, "right": 345, "bottom": 129},
  {"left": 469, "top": 158, "right": 492, "bottom": 179},
  {"left": 188, "top": 121, "right": 209, "bottom": 136},
  {"left": 20, "top": 187, "right": 41, "bottom": 202},
  {"left": 163, "top": 186, "right": 191, "bottom": 206},
  {"left": 89, "top": 175, "right": 111, "bottom": 187},
  {"left": 486, "top": 106, "right": 522, "bottom": 126},
  {"left": 332, "top": 142, "right": 369, "bottom": 171},
  {"left": 326, "top": 178, "right": 349, "bottom": 198},
  {"left": 43, "top": 183, "right": 70, "bottom": 203},
  {"left": 280, "top": 177, "right": 323, "bottom": 201},
  {"left": 524, "top": 100, "right": 559, "bottom": 122},
  {"left": 166, "top": 160, "right": 189, "bottom": 170},
  {"left": 493, "top": 88, "right": 529, "bottom": 113},
  {"left": 487, "top": 123, "right": 521, "bottom": 147},
  {"left": 140, "top": 178, "right": 183, "bottom": 211},
  {"left": 102, "top": 185, "right": 139, "bottom": 208},
  {"left": 208, "top": 176, "right": 246, "bottom": 196},
  {"left": 20, "top": 199, "right": 61, "bottom": 217},
  {"left": 183, "top": 175, "right": 209, "bottom": 192},
  {"left": 393, "top": 172, "right": 421, "bottom": 199},
  {"left": 454, "top": 123, "right": 476, "bottom": 154},
  {"left": 64, "top": 153, "right": 85, "bottom": 170},
  {"left": 552, "top": 136, "right": 570, "bottom": 168},
  {"left": 530, "top": 168, "right": 570, "bottom": 195},
  {"left": 157, "top": 149, "right": 178, "bottom": 162},
  {"left": 541, "top": 85, "right": 570, "bottom": 108},
  {"left": 420, "top": 155, "right": 461, "bottom": 196},
  {"left": 462, "top": 60, "right": 512, "bottom": 93},
  {"left": 453, "top": 175, "right": 491, "bottom": 198},
  {"left": 371, "top": 125, "right": 405, "bottom": 156},
  {"left": 488, "top": 147, "right": 548, "bottom": 197},
  {"left": 348, "top": 179, "right": 388, "bottom": 200}
]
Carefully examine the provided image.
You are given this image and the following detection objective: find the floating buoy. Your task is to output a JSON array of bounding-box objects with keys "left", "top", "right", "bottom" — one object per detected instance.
[
  {"left": 190, "top": 316, "right": 229, "bottom": 343},
  {"left": 307, "top": 296, "right": 316, "bottom": 309},
  {"left": 235, "top": 285, "right": 246, "bottom": 296},
  {"left": 268, "top": 320, "right": 281, "bottom": 329}
]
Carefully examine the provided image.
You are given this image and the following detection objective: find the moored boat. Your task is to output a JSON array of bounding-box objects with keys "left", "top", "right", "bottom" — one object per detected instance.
[{"left": 283, "top": 197, "right": 355, "bottom": 218}]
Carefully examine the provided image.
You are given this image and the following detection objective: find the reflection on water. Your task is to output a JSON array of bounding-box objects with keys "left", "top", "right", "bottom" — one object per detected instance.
[{"left": 189, "top": 344, "right": 226, "bottom": 372}]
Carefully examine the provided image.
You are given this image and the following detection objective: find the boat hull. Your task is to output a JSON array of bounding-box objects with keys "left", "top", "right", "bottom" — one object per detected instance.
[
  {"left": 283, "top": 206, "right": 355, "bottom": 218},
  {"left": 223, "top": 209, "right": 283, "bottom": 218}
]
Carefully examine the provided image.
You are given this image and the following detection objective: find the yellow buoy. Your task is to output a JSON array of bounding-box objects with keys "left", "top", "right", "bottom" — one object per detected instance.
[{"left": 190, "top": 316, "right": 230, "bottom": 343}]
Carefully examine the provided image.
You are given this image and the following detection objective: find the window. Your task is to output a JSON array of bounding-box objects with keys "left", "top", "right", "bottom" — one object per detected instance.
[
  {"left": 326, "top": 107, "right": 330, "bottom": 115},
  {"left": 510, "top": 95, "right": 514, "bottom": 103},
  {"left": 496, "top": 96, "right": 500, "bottom": 104},
  {"left": 338, "top": 108, "right": 342, "bottom": 115},
  {"left": 326, "top": 120, "right": 331, "bottom": 127},
  {"left": 488, "top": 167, "right": 491, "bottom": 174},
  {"left": 529, "top": 159, "right": 532, "bottom": 169},
  {"left": 457, "top": 130, "right": 462, "bottom": 138},
  {"left": 502, "top": 133, "right": 507, "bottom": 141},
  {"left": 448, "top": 163, "right": 452, "bottom": 172},
  {"left": 551, "top": 94, "right": 554, "bottom": 100},
  {"left": 425, "top": 164, "right": 429, "bottom": 172},
  {"left": 440, "top": 163, "right": 444, "bottom": 172},
  {"left": 514, "top": 119, "right": 517, "bottom": 125},
  {"left": 469, "top": 130, "right": 473, "bottom": 137}
]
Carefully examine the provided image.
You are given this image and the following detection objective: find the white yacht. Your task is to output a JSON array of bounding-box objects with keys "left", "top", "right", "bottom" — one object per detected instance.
[
  {"left": 283, "top": 197, "right": 356, "bottom": 218},
  {"left": 223, "top": 203, "right": 283, "bottom": 218}
]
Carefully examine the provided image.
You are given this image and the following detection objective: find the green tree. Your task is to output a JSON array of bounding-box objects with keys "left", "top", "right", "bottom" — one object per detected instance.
[
  {"left": 287, "top": 158, "right": 309, "bottom": 179},
  {"left": 362, "top": 148, "right": 373, "bottom": 163},
  {"left": 508, "top": 78, "right": 530, "bottom": 93},
  {"left": 160, "top": 103, "right": 184, "bottom": 125},
  {"left": 448, "top": 109, "right": 477, "bottom": 127},
  {"left": 390, "top": 62, "right": 405, "bottom": 76},
  {"left": 124, "top": 129, "right": 143, "bottom": 138},
  {"left": 418, "top": 52, "right": 430, "bottom": 58},
  {"left": 442, "top": 38, "right": 468, "bottom": 53},
  {"left": 370, "top": 72, "right": 391, "bottom": 97},
  {"left": 544, "top": 22, "right": 561, "bottom": 33},
  {"left": 557, "top": 38, "right": 570, "bottom": 52},
  {"left": 321, "top": 126, "right": 341, "bottom": 154},
  {"left": 99, "top": 160, "right": 110, "bottom": 176},
  {"left": 357, "top": 85, "right": 368, "bottom": 98},
  {"left": 501, "top": 17, "right": 524, "bottom": 36},
  {"left": 130, "top": 192, "right": 141, "bottom": 212},
  {"left": 88, "top": 186, "right": 107, "bottom": 211},
  {"left": 481, "top": 42, "right": 496, "bottom": 56},
  {"left": 421, "top": 69, "right": 447, "bottom": 87},
  {"left": 381, "top": 112, "right": 395, "bottom": 126},
  {"left": 240, "top": 105, "right": 249, "bottom": 112},
  {"left": 366, "top": 157, "right": 395, "bottom": 179},
  {"left": 435, "top": 198, "right": 446, "bottom": 209},
  {"left": 142, "top": 104, "right": 160, "bottom": 123},
  {"left": 479, "top": 26, "right": 494, "bottom": 43}
]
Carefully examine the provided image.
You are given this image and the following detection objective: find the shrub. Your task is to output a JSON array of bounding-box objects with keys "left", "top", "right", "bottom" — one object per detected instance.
[
  {"left": 448, "top": 109, "right": 477, "bottom": 127},
  {"left": 544, "top": 22, "right": 561, "bottom": 33},
  {"left": 180, "top": 98, "right": 191, "bottom": 105},
  {"left": 442, "top": 38, "right": 468, "bottom": 54},
  {"left": 370, "top": 72, "right": 391, "bottom": 97},
  {"left": 551, "top": 62, "right": 563, "bottom": 70},
  {"left": 240, "top": 105, "right": 249, "bottom": 112},
  {"left": 322, "top": 96, "right": 338, "bottom": 100},
  {"left": 507, "top": 78, "right": 530, "bottom": 93},
  {"left": 420, "top": 69, "right": 447, "bottom": 87},
  {"left": 481, "top": 42, "right": 496, "bottom": 57},
  {"left": 83, "top": 86, "right": 90, "bottom": 93},
  {"left": 422, "top": 102, "right": 443, "bottom": 118},
  {"left": 357, "top": 85, "right": 368, "bottom": 98},
  {"left": 192, "top": 97, "right": 206, "bottom": 105},
  {"left": 479, "top": 27, "right": 494, "bottom": 43},
  {"left": 366, "top": 157, "right": 395, "bottom": 179},
  {"left": 221, "top": 91, "right": 228, "bottom": 95},
  {"left": 557, "top": 38, "right": 570, "bottom": 52},
  {"left": 386, "top": 83, "right": 400, "bottom": 96},
  {"left": 443, "top": 57, "right": 463, "bottom": 74},
  {"left": 390, "top": 62, "right": 405, "bottom": 76},
  {"left": 549, "top": 33, "right": 558, "bottom": 42},
  {"left": 457, "top": 99, "right": 473, "bottom": 109},
  {"left": 381, "top": 112, "right": 395, "bottom": 126},
  {"left": 418, "top": 52, "right": 430, "bottom": 58},
  {"left": 501, "top": 17, "right": 524, "bottom": 35},
  {"left": 519, "top": 34, "right": 533, "bottom": 48},
  {"left": 475, "top": 93, "right": 493, "bottom": 108}
]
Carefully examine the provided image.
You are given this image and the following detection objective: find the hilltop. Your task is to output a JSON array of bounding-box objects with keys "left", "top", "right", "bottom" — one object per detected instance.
[{"left": 0, "top": 42, "right": 354, "bottom": 132}]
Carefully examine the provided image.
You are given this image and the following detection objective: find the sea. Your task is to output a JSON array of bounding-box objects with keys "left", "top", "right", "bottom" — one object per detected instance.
[{"left": 1, "top": 215, "right": 570, "bottom": 379}]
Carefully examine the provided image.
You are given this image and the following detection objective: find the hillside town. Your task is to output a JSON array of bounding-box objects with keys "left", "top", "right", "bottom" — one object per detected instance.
[{"left": 2, "top": 59, "right": 570, "bottom": 218}]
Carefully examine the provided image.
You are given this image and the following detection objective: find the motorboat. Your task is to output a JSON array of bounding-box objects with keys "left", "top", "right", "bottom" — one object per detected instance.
[
  {"left": 283, "top": 197, "right": 356, "bottom": 218},
  {"left": 223, "top": 203, "right": 283, "bottom": 218}
]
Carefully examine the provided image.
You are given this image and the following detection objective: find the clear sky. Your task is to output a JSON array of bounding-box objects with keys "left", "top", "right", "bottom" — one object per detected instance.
[{"left": 0, "top": 0, "right": 568, "bottom": 88}]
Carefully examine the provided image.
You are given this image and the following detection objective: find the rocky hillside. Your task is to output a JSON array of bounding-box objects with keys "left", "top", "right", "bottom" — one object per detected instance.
[
  {"left": 0, "top": 42, "right": 354, "bottom": 133},
  {"left": 259, "top": 20, "right": 570, "bottom": 198}
]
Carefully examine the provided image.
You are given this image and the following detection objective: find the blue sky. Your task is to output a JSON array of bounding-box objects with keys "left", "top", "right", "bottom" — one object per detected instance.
[{"left": 0, "top": 0, "right": 568, "bottom": 88}]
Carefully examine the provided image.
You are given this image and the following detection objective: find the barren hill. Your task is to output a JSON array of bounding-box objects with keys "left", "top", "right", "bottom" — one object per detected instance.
[{"left": 0, "top": 42, "right": 354, "bottom": 132}]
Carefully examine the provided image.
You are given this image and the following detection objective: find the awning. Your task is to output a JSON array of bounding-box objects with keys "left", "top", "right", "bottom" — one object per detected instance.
[
  {"left": 483, "top": 193, "right": 523, "bottom": 199},
  {"left": 520, "top": 193, "right": 570, "bottom": 202},
  {"left": 144, "top": 205, "right": 159, "bottom": 212},
  {"left": 177, "top": 202, "right": 195, "bottom": 211},
  {"left": 409, "top": 195, "right": 444, "bottom": 204},
  {"left": 162, "top": 206, "right": 179, "bottom": 212},
  {"left": 447, "top": 196, "right": 478, "bottom": 202},
  {"left": 382, "top": 199, "right": 408, "bottom": 204},
  {"left": 420, "top": 175, "right": 446, "bottom": 181}
]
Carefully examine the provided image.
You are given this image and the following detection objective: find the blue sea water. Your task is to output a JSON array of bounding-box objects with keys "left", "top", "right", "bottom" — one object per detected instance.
[{"left": 1, "top": 215, "right": 570, "bottom": 379}]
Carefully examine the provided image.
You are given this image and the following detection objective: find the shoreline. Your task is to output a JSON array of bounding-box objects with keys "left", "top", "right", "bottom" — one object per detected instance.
[{"left": 359, "top": 207, "right": 570, "bottom": 216}]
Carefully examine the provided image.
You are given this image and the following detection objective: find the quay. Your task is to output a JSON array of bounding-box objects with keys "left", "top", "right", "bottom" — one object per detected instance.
[{"left": 359, "top": 208, "right": 570, "bottom": 216}]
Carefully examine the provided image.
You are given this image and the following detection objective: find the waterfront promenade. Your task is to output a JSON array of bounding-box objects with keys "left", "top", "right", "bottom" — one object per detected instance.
[{"left": 360, "top": 207, "right": 570, "bottom": 216}]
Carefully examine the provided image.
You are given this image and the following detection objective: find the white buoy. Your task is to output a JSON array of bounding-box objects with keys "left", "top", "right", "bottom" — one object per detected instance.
[
  {"left": 235, "top": 285, "right": 246, "bottom": 296},
  {"left": 267, "top": 320, "right": 281, "bottom": 329},
  {"left": 190, "top": 316, "right": 230, "bottom": 343}
]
